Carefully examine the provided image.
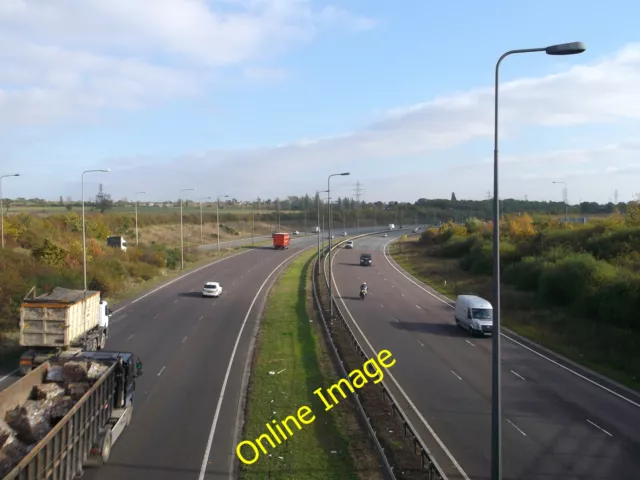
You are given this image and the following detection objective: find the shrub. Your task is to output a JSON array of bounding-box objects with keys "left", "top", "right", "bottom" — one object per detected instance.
[
  {"left": 441, "top": 235, "right": 476, "bottom": 258},
  {"left": 503, "top": 256, "right": 548, "bottom": 291}
]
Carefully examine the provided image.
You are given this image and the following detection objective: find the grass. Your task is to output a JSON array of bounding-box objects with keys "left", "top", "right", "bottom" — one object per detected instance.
[
  {"left": 389, "top": 238, "right": 640, "bottom": 391},
  {"left": 239, "top": 249, "right": 383, "bottom": 480}
]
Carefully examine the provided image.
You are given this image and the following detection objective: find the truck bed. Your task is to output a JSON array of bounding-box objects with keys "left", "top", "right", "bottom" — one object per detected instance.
[{"left": 0, "top": 357, "right": 117, "bottom": 479}]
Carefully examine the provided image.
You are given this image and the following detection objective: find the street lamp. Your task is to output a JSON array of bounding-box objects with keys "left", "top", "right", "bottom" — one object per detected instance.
[
  {"left": 198, "top": 196, "right": 211, "bottom": 244},
  {"left": 180, "top": 188, "right": 196, "bottom": 269},
  {"left": 0, "top": 173, "right": 20, "bottom": 248},
  {"left": 491, "top": 41, "right": 585, "bottom": 480},
  {"left": 134, "top": 191, "right": 146, "bottom": 246},
  {"left": 316, "top": 190, "right": 329, "bottom": 271},
  {"left": 328, "top": 172, "right": 350, "bottom": 320},
  {"left": 552, "top": 181, "right": 568, "bottom": 223},
  {"left": 82, "top": 169, "right": 110, "bottom": 291},
  {"left": 216, "top": 194, "right": 229, "bottom": 256}
]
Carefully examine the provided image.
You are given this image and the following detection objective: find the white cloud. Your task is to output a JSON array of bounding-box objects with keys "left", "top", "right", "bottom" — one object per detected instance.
[
  {"left": 90, "top": 43, "right": 640, "bottom": 203},
  {"left": 0, "top": 0, "right": 374, "bottom": 127}
]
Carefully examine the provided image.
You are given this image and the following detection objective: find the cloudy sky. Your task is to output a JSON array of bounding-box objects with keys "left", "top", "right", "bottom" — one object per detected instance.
[{"left": 1, "top": 0, "right": 640, "bottom": 204}]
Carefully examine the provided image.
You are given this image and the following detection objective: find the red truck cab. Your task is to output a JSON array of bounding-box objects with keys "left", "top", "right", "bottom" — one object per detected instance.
[{"left": 273, "top": 233, "right": 290, "bottom": 250}]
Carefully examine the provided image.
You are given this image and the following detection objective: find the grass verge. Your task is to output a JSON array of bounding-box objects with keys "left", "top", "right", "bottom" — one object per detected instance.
[
  {"left": 239, "top": 249, "right": 383, "bottom": 480},
  {"left": 389, "top": 238, "right": 640, "bottom": 391}
]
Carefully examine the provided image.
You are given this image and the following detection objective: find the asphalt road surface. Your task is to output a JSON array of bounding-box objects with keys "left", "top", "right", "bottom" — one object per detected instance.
[
  {"left": 330, "top": 231, "right": 640, "bottom": 480},
  {"left": 0, "top": 226, "right": 385, "bottom": 480}
]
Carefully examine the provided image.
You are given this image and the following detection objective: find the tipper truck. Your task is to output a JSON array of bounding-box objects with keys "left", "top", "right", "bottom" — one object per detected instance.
[
  {"left": 272, "top": 233, "right": 290, "bottom": 250},
  {"left": 0, "top": 351, "right": 143, "bottom": 479},
  {"left": 18, "top": 288, "right": 111, "bottom": 376}
]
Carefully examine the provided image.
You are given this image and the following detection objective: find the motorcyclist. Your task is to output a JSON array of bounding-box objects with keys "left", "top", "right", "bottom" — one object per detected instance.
[{"left": 360, "top": 282, "right": 368, "bottom": 295}]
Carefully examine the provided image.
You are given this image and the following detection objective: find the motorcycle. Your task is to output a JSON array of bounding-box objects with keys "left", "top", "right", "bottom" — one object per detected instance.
[{"left": 360, "top": 289, "right": 367, "bottom": 300}]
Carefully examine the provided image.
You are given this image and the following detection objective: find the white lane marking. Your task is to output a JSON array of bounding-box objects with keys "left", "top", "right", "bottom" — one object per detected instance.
[
  {"left": 157, "top": 366, "right": 166, "bottom": 376},
  {"left": 510, "top": 370, "right": 526, "bottom": 381},
  {"left": 0, "top": 370, "right": 18, "bottom": 384},
  {"left": 418, "top": 340, "right": 425, "bottom": 347},
  {"left": 199, "top": 315, "right": 204, "bottom": 321},
  {"left": 465, "top": 340, "right": 475, "bottom": 347},
  {"left": 393, "top": 317, "right": 400, "bottom": 323},
  {"left": 383, "top": 277, "right": 387, "bottom": 281},
  {"left": 127, "top": 334, "right": 134, "bottom": 340},
  {"left": 380, "top": 304, "right": 384, "bottom": 308},
  {"left": 382, "top": 239, "right": 640, "bottom": 410},
  {"left": 507, "top": 419, "right": 527, "bottom": 436},
  {"left": 586, "top": 419, "right": 612, "bottom": 437},
  {"left": 451, "top": 370, "right": 462, "bottom": 380},
  {"left": 416, "top": 304, "right": 421, "bottom": 309},
  {"left": 111, "top": 249, "right": 251, "bottom": 315},
  {"left": 391, "top": 285, "right": 395, "bottom": 288},
  {"left": 401, "top": 293, "right": 405, "bottom": 297},
  {"left": 173, "top": 299, "right": 179, "bottom": 304},
  {"left": 182, "top": 336, "right": 188, "bottom": 343},
  {"left": 198, "top": 246, "right": 313, "bottom": 480},
  {"left": 330, "top": 253, "right": 470, "bottom": 480}
]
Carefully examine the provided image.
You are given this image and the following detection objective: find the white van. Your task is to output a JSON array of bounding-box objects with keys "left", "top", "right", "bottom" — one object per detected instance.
[{"left": 454, "top": 295, "right": 493, "bottom": 336}]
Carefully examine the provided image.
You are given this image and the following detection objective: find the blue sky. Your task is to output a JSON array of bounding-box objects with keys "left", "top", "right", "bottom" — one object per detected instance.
[{"left": 1, "top": 0, "right": 640, "bottom": 204}]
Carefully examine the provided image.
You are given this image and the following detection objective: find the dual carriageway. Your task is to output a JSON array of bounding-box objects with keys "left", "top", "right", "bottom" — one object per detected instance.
[{"left": 1, "top": 228, "right": 639, "bottom": 479}]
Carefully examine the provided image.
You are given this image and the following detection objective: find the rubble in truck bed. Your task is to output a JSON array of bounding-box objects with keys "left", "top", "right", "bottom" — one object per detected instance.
[{"left": 0, "top": 358, "right": 111, "bottom": 477}]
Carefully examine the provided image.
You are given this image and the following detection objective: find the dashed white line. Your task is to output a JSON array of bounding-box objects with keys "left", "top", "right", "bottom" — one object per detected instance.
[
  {"left": 393, "top": 317, "right": 400, "bottom": 323},
  {"left": 383, "top": 277, "right": 387, "bottom": 281},
  {"left": 587, "top": 419, "right": 613, "bottom": 437},
  {"left": 465, "top": 340, "right": 475, "bottom": 347},
  {"left": 173, "top": 299, "right": 179, "bottom": 304},
  {"left": 401, "top": 293, "right": 405, "bottom": 297},
  {"left": 417, "top": 340, "right": 425, "bottom": 347},
  {"left": 510, "top": 370, "right": 526, "bottom": 381},
  {"left": 157, "top": 366, "right": 166, "bottom": 376},
  {"left": 507, "top": 419, "right": 527, "bottom": 436},
  {"left": 416, "top": 304, "right": 421, "bottom": 309},
  {"left": 182, "top": 336, "right": 188, "bottom": 343},
  {"left": 391, "top": 285, "right": 395, "bottom": 288},
  {"left": 126, "top": 334, "right": 134, "bottom": 340},
  {"left": 199, "top": 315, "right": 204, "bottom": 321},
  {"left": 380, "top": 304, "right": 384, "bottom": 308},
  {"left": 451, "top": 370, "right": 462, "bottom": 380}
]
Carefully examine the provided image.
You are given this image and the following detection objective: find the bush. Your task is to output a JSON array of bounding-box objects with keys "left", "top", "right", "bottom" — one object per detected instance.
[
  {"left": 441, "top": 235, "right": 476, "bottom": 258},
  {"left": 460, "top": 241, "right": 493, "bottom": 275},
  {"left": 503, "top": 256, "right": 548, "bottom": 291}
]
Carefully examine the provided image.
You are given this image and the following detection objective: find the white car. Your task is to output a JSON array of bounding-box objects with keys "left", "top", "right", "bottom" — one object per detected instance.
[
  {"left": 342, "top": 231, "right": 347, "bottom": 236},
  {"left": 293, "top": 231, "right": 299, "bottom": 235},
  {"left": 202, "top": 281, "right": 223, "bottom": 298},
  {"left": 382, "top": 233, "right": 388, "bottom": 237},
  {"left": 345, "top": 240, "right": 354, "bottom": 249}
]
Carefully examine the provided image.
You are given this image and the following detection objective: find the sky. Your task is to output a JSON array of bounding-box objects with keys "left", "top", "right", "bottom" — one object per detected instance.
[{"left": 1, "top": 0, "right": 640, "bottom": 205}]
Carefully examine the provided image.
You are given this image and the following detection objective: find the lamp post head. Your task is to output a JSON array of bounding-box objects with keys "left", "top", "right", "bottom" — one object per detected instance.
[
  {"left": 13, "top": 173, "right": 20, "bottom": 177},
  {"left": 340, "top": 172, "right": 350, "bottom": 176},
  {"left": 545, "top": 42, "right": 586, "bottom": 56}
]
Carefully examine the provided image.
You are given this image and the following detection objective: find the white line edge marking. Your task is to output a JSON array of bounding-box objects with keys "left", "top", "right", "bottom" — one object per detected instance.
[
  {"left": 418, "top": 340, "right": 425, "bottom": 347},
  {"left": 127, "top": 334, "right": 134, "bottom": 340},
  {"left": 197, "top": 246, "right": 312, "bottom": 480},
  {"left": 381, "top": 239, "right": 640, "bottom": 410},
  {"left": 182, "top": 336, "right": 188, "bottom": 343},
  {"left": 199, "top": 315, "right": 203, "bottom": 320},
  {"left": 507, "top": 419, "right": 527, "bottom": 436},
  {"left": 586, "top": 419, "right": 613, "bottom": 437},
  {"left": 0, "top": 370, "right": 18, "bottom": 383},
  {"left": 157, "top": 366, "right": 166, "bottom": 376},
  {"left": 465, "top": 340, "right": 475, "bottom": 347},
  {"left": 451, "top": 370, "right": 462, "bottom": 380},
  {"left": 331, "top": 251, "right": 470, "bottom": 480},
  {"left": 416, "top": 304, "right": 421, "bottom": 309},
  {"left": 510, "top": 370, "right": 526, "bottom": 381}
]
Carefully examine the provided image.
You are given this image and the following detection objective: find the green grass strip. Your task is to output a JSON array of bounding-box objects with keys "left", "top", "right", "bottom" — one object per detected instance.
[{"left": 239, "top": 249, "right": 361, "bottom": 479}]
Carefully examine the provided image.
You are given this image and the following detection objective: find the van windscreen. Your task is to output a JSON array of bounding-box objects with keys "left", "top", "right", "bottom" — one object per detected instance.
[{"left": 472, "top": 308, "right": 492, "bottom": 320}]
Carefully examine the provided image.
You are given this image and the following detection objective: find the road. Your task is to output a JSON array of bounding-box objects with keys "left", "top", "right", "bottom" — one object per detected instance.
[
  {"left": 330, "top": 230, "right": 640, "bottom": 480},
  {"left": 0, "top": 226, "right": 384, "bottom": 480}
]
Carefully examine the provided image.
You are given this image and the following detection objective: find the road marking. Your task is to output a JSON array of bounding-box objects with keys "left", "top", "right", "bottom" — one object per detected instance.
[
  {"left": 127, "top": 334, "right": 134, "bottom": 340},
  {"left": 418, "top": 340, "right": 425, "bottom": 347},
  {"left": 587, "top": 419, "right": 613, "bottom": 437},
  {"left": 451, "top": 370, "right": 462, "bottom": 380},
  {"left": 383, "top": 277, "right": 387, "bottom": 281},
  {"left": 157, "top": 366, "right": 166, "bottom": 376},
  {"left": 198, "top": 245, "right": 313, "bottom": 480},
  {"left": 391, "top": 285, "right": 395, "bottom": 288},
  {"left": 111, "top": 248, "right": 251, "bottom": 315},
  {"left": 465, "top": 340, "right": 475, "bottom": 347},
  {"left": 0, "top": 370, "right": 18, "bottom": 384},
  {"left": 382, "top": 239, "right": 640, "bottom": 410},
  {"left": 380, "top": 304, "right": 384, "bottom": 308},
  {"left": 401, "top": 293, "right": 405, "bottom": 297},
  {"left": 393, "top": 317, "right": 400, "bottom": 323},
  {"left": 199, "top": 315, "right": 204, "bottom": 321},
  {"left": 173, "top": 299, "right": 179, "bottom": 304},
  {"left": 182, "top": 336, "right": 188, "bottom": 343},
  {"left": 330, "top": 252, "right": 470, "bottom": 480},
  {"left": 510, "top": 370, "right": 526, "bottom": 381},
  {"left": 507, "top": 419, "right": 526, "bottom": 436},
  {"left": 416, "top": 304, "right": 421, "bottom": 309}
]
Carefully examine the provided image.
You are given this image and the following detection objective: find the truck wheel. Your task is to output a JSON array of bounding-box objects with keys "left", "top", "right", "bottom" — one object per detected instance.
[
  {"left": 98, "top": 333, "right": 106, "bottom": 350},
  {"left": 100, "top": 431, "right": 112, "bottom": 464},
  {"left": 126, "top": 403, "right": 134, "bottom": 426}
]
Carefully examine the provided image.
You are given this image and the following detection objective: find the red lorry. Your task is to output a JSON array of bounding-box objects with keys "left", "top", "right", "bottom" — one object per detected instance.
[{"left": 272, "top": 233, "right": 290, "bottom": 250}]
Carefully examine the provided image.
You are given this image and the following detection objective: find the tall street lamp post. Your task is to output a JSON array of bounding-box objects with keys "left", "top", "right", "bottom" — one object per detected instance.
[
  {"left": 180, "top": 188, "right": 196, "bottom": 269},
  {"left": 552, "top": 181, "right": 568, "bottom": 222},
  {"left": 134, "top": 191, "right": 146, "bottom": 246},
  {"left": 0, "top": 173, "right": 20, "bottom": 248},
  {"left": 327, "top": 172, "right": 350, "bottom": 320},
  {"left": 491, "top": 41, "right": 585, "bottom": 480},
  {"left": 217, "top": 194, "right": 229, "bottom": 256},
  {"left": 316, "top": 190, "right": 328, "bottom": 272},
  {"left": 198, "top": 196, "right": 211, "bottom": 244}
]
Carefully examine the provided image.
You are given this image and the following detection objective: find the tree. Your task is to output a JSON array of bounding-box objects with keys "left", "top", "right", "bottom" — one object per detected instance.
[
  {"left": 451, "top": 192, "right": 457, "bottom": 202},
  {"left": 95, "top": 184, "right": 113, "bottom": 213}
]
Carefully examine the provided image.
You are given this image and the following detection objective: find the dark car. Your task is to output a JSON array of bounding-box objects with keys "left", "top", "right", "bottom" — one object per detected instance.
[{"left": 360, "top": 253, "right": 372, "bottom": 266}]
